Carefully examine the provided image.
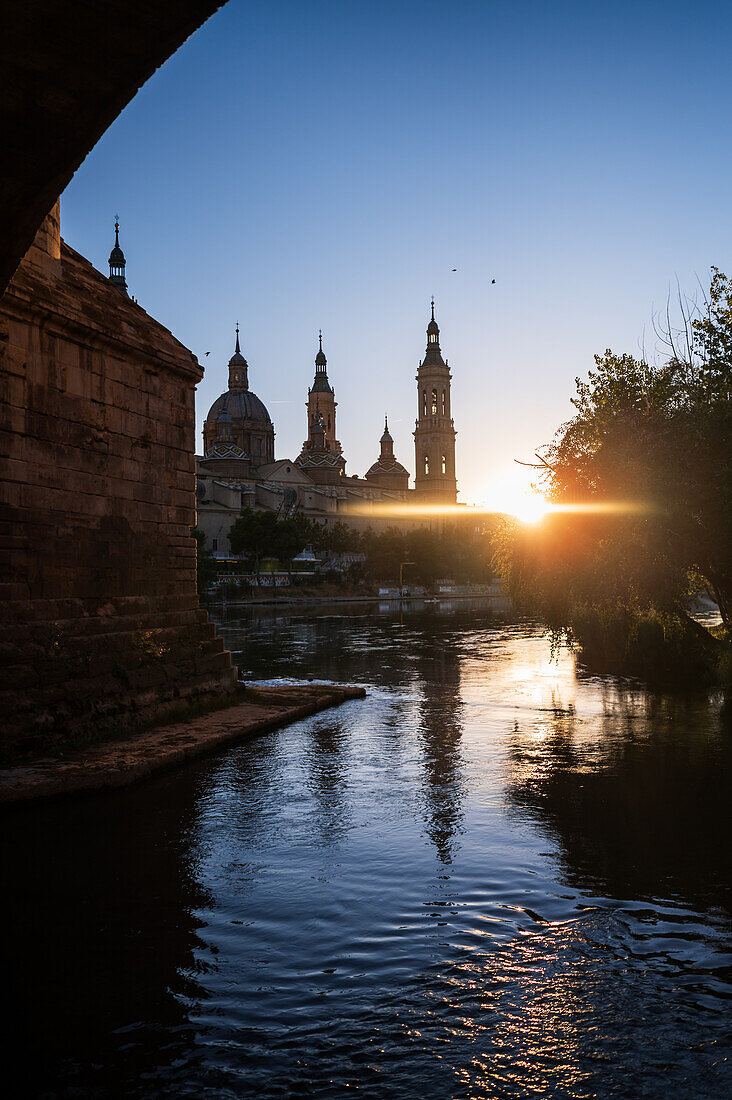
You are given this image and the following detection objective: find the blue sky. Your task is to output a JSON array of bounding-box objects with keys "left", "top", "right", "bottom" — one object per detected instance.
[{"left": 61, "top": 0, "right": 732, "bottom": 506}]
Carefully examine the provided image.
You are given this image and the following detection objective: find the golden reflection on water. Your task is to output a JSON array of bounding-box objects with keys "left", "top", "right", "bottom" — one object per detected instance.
[{"left": 444, "top": 917, "right": 622, "bottom": 1098}]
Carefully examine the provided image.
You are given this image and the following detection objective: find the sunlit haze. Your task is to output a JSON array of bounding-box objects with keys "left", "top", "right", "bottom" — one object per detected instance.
[{"left": 59, "top": 0, "right": 732, "bottom": 502}]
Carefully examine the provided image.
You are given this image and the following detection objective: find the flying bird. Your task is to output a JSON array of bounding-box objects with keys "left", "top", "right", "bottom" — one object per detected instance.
[
  {"left": 205, "top": 351, "right": 211, "bottom": 356},
  {"left": 491, "top": 279, "right": 496, "bottom": 284},
  {"left": 451, "top": 268, "right": 457, "bottom": 272}
]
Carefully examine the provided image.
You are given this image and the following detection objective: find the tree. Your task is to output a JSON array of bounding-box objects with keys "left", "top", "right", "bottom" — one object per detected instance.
[
  {"left": 494, "top": 269, "right": 731, "bottom": 678},
  {"left": 228, "top": 508, "right": 316, "bottom": 569}
]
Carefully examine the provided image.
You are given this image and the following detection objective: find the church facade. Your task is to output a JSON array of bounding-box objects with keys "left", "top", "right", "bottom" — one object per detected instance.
[{"left": 196, "top": 305, "right": 459, "bottom": 557}]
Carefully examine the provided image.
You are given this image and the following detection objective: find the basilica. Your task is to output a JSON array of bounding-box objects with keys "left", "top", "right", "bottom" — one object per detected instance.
[{"left": 196, "top": 305, "right": 458, "bottom": 557}]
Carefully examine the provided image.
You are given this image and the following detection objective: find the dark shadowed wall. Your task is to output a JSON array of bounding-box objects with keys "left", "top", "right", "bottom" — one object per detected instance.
[{"left": 0, "top": 209, "right": 236, "bottom": 757}]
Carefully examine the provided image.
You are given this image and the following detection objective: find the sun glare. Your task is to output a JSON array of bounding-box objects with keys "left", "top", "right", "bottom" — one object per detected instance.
[
  {"left": 509, "top": 495, "right": 551, "bottom": 524},
  {"left": 477, "top": 466, "right": 551, "bottom": 524}
]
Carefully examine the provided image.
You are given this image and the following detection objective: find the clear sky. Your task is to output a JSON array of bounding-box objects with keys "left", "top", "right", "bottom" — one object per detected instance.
[{"left": 61, "top": 0, "right": 732, "bottom": 508}]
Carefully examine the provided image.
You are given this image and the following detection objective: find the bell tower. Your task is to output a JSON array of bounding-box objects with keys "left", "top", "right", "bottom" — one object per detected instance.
[
  {"left": 305, "top": 331, "right": 342, "bottom": 456},
  {"left": 413, "top": 300, "right": 457, "bottom": 503}
]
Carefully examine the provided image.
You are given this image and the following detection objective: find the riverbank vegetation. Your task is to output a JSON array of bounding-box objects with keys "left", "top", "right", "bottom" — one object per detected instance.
[
  {"left": 196, "top": 510, "right": 496, "bottom": 593},
  {"left": 494, "top": 269, "right": 731, "bottom": 687}
]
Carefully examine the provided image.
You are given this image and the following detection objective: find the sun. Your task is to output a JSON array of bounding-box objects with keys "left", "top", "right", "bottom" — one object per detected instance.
[
  {"left": 510, "top": 494, "right": 551, "bottom": 524},
  {"left": 478, "top": 466, "right": 551, "bottom": 524}
]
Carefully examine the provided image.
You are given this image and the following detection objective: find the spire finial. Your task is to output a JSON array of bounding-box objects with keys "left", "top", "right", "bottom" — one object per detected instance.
[
  {"left": 385, "top": 415, "right": 388, "bottom": 431},
  {"left": 319, "top": 329, "right": 323, "bottom": 349},
  {"left": 235, "top": 322, "right": 240, "bottom": 354},
  {"left": 431, "top": 296, "right": 435, "bottom": 321},
  {"left": 114, "top": 215, "right": 120, "bottom": 246}
]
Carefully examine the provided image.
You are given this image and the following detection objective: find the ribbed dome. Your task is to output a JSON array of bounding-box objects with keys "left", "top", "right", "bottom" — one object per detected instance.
[
  {"left": 366, "top": 457, "right": 409, "bottom": 477},
  {"left": 205, "top": 389, "right": 272, "bottom": 424}
]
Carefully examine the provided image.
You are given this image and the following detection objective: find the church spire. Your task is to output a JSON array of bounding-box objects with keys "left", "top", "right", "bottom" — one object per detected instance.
[
  {"left": 228, "top": 322, "right": 249, "bottom": 391},
  {"left": 108, "top": 217, "right": 128, "bottom": 295},
  {"left": 315, "top": 330, "right": 327, "bottom": 369},
  {"left": 426, "top": 297, "right": 440, "bottom": 346},
  {"left": 380, "top": 415, "right": 394, "bottom": 459},
  {"left": 311, "top": 330, "right": 332, "bottom": 392}
]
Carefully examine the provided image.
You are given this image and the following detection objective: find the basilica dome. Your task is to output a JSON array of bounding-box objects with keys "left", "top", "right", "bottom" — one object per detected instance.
[
  {"left": 202, "top": 327, "right": 275, "bottom": 464},
  {"left": 365, "top": 417, "right": 409, "bottom": 491},
  {"left": 205, "top": 389, "right": 272, "bottom": 424}
]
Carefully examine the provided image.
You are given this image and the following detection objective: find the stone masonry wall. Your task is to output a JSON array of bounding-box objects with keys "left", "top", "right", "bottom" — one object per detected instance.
[{"left": 0, "top": 207, "right": 236, "bottom": 759}]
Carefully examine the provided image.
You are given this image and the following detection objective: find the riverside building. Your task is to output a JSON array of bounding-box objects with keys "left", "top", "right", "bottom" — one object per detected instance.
[{"left": 196, "top": 305, "right": 460, "bottom": 557}]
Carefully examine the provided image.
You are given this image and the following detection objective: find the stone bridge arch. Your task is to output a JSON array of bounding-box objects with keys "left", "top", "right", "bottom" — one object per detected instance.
[
  {"left": 1, "top": 0, "right": 226, "bottom": 293},
  {"left": 1, "top": 1, "right": 240, "bottom": 756}
]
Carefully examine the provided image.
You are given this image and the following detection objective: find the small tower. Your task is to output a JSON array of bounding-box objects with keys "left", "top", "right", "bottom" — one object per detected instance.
[
  {"left": 297, "top": 357, "right": 347, "bottom": 484},
  {"left": 305, "top": 332, "right": 342, "bottom": 456},
  {"left": 413, "top": 300, "right": 457, "bottom": 502},
  {"left": 228, "top": 323, "right": 248, "bottom": 390},
  {"left": 380, "top": 416, "right": 395, "bottom": 461},
  {"left": 108, "top": 219, "right": 128, "bottom": 295},
  {"left": 365, "top": 416, "right": 410, "bottom": 492}
]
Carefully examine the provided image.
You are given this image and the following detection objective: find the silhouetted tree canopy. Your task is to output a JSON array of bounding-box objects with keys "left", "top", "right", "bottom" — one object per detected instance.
[
  {"left": 227, "top": 508, "right": 494, "bottom": 585},
  {"left": 494, "top": 268, "right": 731, "bottom": 680},
  {"left": 229, "top": 508, "right": 315, "bottom": 566}
]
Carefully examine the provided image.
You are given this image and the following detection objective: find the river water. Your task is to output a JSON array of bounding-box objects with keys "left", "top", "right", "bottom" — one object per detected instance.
[{"left": 3, "top": 600, "right": 731, "bottom": 1098}]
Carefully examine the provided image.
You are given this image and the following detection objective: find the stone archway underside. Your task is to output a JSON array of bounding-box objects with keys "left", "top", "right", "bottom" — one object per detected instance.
[{"left": 0, "top": 0, "right": 226, "bottom": 294}]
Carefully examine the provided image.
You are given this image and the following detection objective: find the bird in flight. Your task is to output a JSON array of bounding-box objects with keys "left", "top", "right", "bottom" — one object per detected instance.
[{"left": 491, "top": 279, "right": 496, "bottom": 284}]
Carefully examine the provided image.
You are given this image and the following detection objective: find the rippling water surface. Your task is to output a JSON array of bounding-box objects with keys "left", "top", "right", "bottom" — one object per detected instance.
[{"left": 3, "top": 601, "right": 731, "bottom": 1097}]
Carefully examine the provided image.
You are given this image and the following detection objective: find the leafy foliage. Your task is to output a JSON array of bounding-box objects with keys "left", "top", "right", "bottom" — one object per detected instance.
[
  {"left": 358, "top": 522, "right": 495, "bottom": 586},
  {"left": 494, "top": 268, "right": 732, "bottom": 680},
  {"left": 229, "top": 508, "right": 315, "bottom": 566},
  {"left": 227, "top": 508, "right": 495, "bottom": 586}
]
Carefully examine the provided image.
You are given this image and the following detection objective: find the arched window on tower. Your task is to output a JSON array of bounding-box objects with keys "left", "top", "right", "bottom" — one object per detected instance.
[
  {"left": 441, "top": 390, "right": 446, "bottom": 415},
  {"left": 424, "top": 455, "right": 430, "bottom": 475},
  {"left": 423, "top": 391, "right": 427, "bottom": 417},
  {"left": 431, "top": 388, "right": 438, "bottom": 415},
  {"left": 441, "top": 454, "right": 447, "bottom": 475}
]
